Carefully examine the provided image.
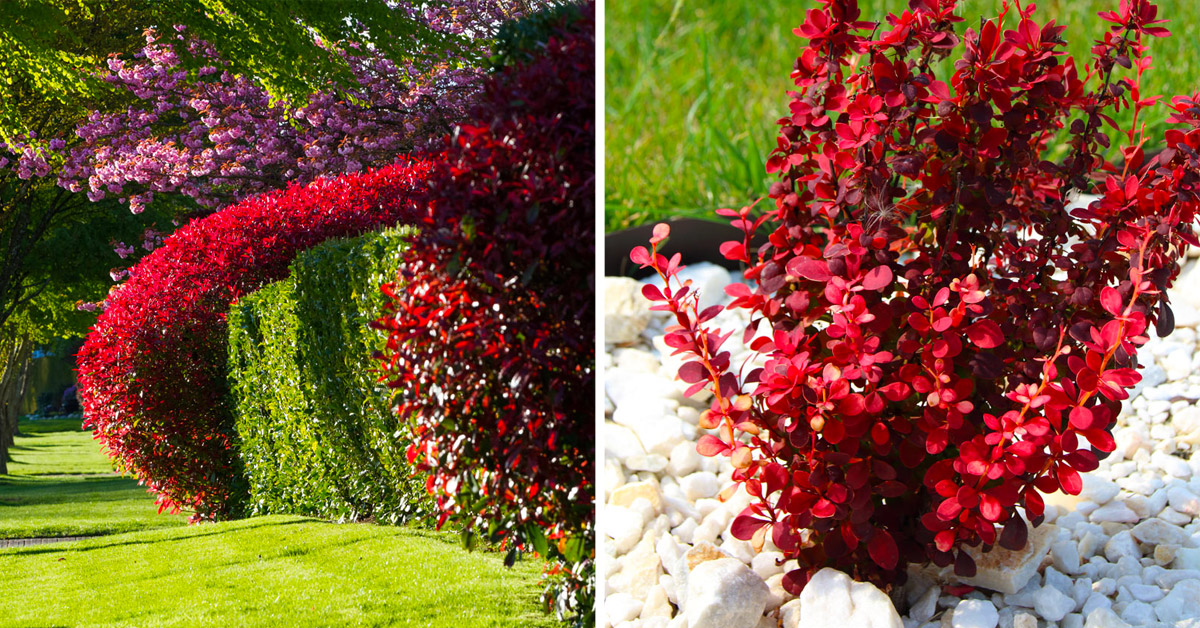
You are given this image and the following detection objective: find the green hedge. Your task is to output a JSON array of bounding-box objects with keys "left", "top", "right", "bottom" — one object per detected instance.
[{"left": 227, "top": 227, "right": 430, "bottom": 523}]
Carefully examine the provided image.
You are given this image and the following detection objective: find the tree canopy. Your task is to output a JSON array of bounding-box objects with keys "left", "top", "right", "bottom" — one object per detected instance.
[{"left": 0, "top": 0, "right": 510, "bottom": 145}]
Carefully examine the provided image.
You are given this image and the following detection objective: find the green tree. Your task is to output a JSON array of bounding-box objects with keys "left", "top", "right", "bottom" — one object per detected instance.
[
  {"left": 0, "top": 195, "right": 169, "bottom": 473},
  {"left": 0, "top": 0, "right": 492, "bottom": 145}
]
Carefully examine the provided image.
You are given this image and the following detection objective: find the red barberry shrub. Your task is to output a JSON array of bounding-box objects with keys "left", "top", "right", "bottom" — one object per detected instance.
[
  {"left": 375, "top": 0, "right": 593, "bottom": 602},
  {"left": 634, "top": 0, "right": 1200, "bottom": 592},
  {"left": 77, "top": 159, "right": 433, "bottom": 520}
]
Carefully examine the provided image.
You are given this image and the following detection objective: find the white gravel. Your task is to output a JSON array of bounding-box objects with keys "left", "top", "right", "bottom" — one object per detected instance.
[{"left": 601, "top": 248, "right": 1200, "bottom": 628}]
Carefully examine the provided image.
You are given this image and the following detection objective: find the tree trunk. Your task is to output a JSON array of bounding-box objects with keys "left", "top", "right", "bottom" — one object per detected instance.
[{"left": 0, "top": 335, "right": 32, "bottom": 475}]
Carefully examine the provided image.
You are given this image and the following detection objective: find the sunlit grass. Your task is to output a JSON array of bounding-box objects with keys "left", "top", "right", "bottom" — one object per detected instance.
[
  {"left": 0, "top": 515, "right": 556, "bottom": 628},
  {"left": 0, "top": 418, "right": 187, "bottom": 539}
]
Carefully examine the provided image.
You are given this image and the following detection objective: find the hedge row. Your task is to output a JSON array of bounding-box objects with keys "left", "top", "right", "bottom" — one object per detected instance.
[
  {"left": 77, "top": 159, "right": 433, "bottom": 520},
  {"left": 227, "top": 228, "right": 429, "bottom": 524}
]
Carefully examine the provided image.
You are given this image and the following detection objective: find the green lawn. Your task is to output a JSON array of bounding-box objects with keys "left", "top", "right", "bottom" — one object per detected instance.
[
  {"left": 1, "top": 417, "right": 187, "bottom": 539},
  {"left": 0, "top": 418, "right": 559, "bottom": 627},
  {"left": 0, "top": 515, "right": 556, "bottom": 628},
  {"left": 605, "top": 0, "right": 1200, "bottom": 231}
]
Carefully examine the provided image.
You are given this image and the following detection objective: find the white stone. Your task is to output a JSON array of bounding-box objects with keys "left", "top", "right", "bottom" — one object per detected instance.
[
  {"left": 1043, "top": 566, "right": 1073, "bottom": 596},
  {"left": 1155, "top": 568, "right": 1200, "bottom": 588},
  {"left": 1034, "top": 585, "right": 1076, "bottom": 622},
  {"left": 1176, "top": 405, "right": 1200, "bottom": 432},
  {"left": 1089, "top": 502, "right": 1139, "bottom": 523},
  {"left": 1119, "top": 600, "right": 1156, "bottom": 625},
  {"left": 1103, "top": 531, "right": 1140, "bottom": 563},
  {"left": 953, "top": 522, "right": 1056, "bottom": 594},
  {"left": 606, "top": 370, "right": 682, "bottom": 411},
  {"left": 641, "top": 585, "right": 673, "bottom": 618},
  {"left": 1061, "top": 614, "right": 1084, "bottom": 628},
  {"left": 686, "top": 558, "right": 769, "bottom": 628},
  {"left": 624, "top": 454, "right": 669, "bottom": 473},
  {"left": 629, "top": 414, "right": 687, "bottom": 457},
  {"left": 1085, "top": 607, "right": 1130, "bottom": 628},
  {"left": 605, "top": 277, "right": 653, "bottom": 345},
  {"left": 779, "top": 598, "right": 802, "bottom": 628},
  {"left": 1155, "top": 578, "right": 1200, "bottom": 623},
  {"left": 1164, "top": 348, "right": 1193, "bottom": 381},
  {"left": 763, "top": 573, "right": 787, "bottom": 612},
  {"left": 1081, "top": 592, "right": 1112, "bottom": 617},
  {"left": 952, "top": 599, "right": 999, "bottom": 628},
  {"left": 605, "top": 506, "right": 645, "bottom": 554},
  {"left": 750, "top": 551, "right": 785, "bottom": 581},
  {"left": 1078, "top": 531, "right": 1104, "bottom": 560},
  {"left": 1118, "top": 473, "right": 1162, "bottom": 496},
  {"left": 1080, "top": 475, "right": 1122, "bottom": 505},
  {"left": 611, "top": 481, "right": 664, "bottom": 512},
  {"left": 1051, "top": 539, "right": 1082, "bottom": 574},
  {"left": 1168, "top": 484, "right": 1200, "bottom": 515},
  {"left": 606, "top": 422, "right": 647, "bottom": 460},
  {"left": 787, "top": 568, "right": 903, "bottom": 628},
  {"left": 1160, "top": 506, "right": 1192, "bottom": 525},
  {"left": 910, "top": 586, "right": 939, "bottom": 623},
  {"left": 605, "top": 592, "right": 643, "bottom": 624},
  {"left": 1130, "top": 364, "right": 1167, "bottom": 399},
  {"left": 679, "top": 472, "right": 720, "bottom": 501},
  {"left": 613, "top": 347, "right": 660, "bottom": 372},
  {"left": 1173, "top": 547, "right": 1200, "bottom": 570},
  {"left": 1072, "top": 577, "right": 1093, "bottom": 608},
  {"left": 1126, "top": 583, "right": 1163, "bottom": 603},
  {"left": 1152, "top": 450, "right": 1192, "bottom": 478},
  {"left": 621, "top": 539, "right": 664, "bottom": 601},
  {"left": 1012, "top": 611, "right": 1036, "bottom": 628},
  {"left": 1130, "top": 518, "right": 1188, "bottom": 546},
  {"left": 666, "top": 440, "right": 702, "bottom": 477}
]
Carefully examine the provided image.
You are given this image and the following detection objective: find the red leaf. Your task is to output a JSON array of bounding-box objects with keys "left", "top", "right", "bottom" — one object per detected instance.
[
  {"left": 1069, "top": 406, "right": 1102, "bottom": 430},
  {"left": 641, "top": 283, "right": 664, "bottom": 302},
  {"left": 861, "top": 265, "right": 893, "bottom": 291},
  {"left": 731, "top": 513, "right": 770, "bottom": 540},
  {"left": 677, "top": 361, "right": 708, "bottom": 384},
  {"left": 788, "top": 258, "right": 832, "bottom": 282},
  {"left": 1100, "top": 287, "right": 1123, "bottom": 316},
  {"left": 934, "top": 529, "right": 956, "bottom": 552},
  {"left": 1057, "top": 465, "right": 1082, "bottom": 495},
  {"left": 650, "top": 223, "right": 670, "bottom": 245},
  {"left": 867, "top": 529, "right": 899, "bottom": 570},
  {"left": 979, "top": 494, "right": 1002, "bottom": 521},
  {"left": 965, "top": 320, "right": 1003, "bottom": 348},
  {"left": 696, "top": 435, "right": 729, "bottom": 457}
]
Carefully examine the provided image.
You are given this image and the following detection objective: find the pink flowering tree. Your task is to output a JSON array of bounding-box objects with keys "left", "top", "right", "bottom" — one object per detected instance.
[{"left": 0, "top": 1, "right": 544, "bottom": 321}]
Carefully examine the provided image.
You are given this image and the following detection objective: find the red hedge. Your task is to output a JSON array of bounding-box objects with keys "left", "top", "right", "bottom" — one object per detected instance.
[
  {"left": 376, "top": 7, "right": 594, "bottom": 555},
  {"left": 77, "top": 159, "right": 433, "bottom": 520}
]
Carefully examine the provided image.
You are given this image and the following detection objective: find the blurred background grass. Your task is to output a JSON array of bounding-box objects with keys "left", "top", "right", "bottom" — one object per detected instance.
[{"left": 604, "top": 0, "right": 1200, "bottom": 231}]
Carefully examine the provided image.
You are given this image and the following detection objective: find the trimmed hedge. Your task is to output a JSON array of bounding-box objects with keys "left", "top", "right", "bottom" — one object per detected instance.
[
  {"left": 227, "top": 228, "right": 429, "bottom": 524},
  {"left": 77, "top": 159, "right": 433, "bottom": 521}
]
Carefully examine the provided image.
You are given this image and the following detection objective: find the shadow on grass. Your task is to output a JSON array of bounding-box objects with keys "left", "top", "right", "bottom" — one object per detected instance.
[
  {"left": 9, "top": 517, "right": 324, "bottom": 557},
  {"left": 17, "top": 418, "right": 86, "bottom": 434},
  {"left": 0, "top": 476, "right": 145, "bottom": 506}
]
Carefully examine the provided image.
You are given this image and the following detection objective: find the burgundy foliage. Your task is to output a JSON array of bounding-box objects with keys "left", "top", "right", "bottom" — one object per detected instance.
[
  {"left": 375, "top": 6, "right": 594, "bottom": 555},
  {"left": 635, "top": 0, "right": 1200, "bottom": 591},
  {"left": 77, "top": 159, "right": 433, "bottom": 520}
]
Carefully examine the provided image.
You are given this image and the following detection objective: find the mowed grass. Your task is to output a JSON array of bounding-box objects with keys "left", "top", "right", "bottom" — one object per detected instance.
[
  {"left": 0, "top": 515, "right": 557, "bottom": 628},
  {"left": 1, "top": 418, "right": 558, "bottom": 626},
  {"left": 0, "top": 418, "right": 187, "bottom": 539},
  {"left": 605, "top": 0, "right": 1200, "bottom": 231}
]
